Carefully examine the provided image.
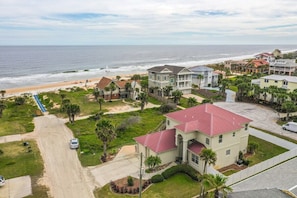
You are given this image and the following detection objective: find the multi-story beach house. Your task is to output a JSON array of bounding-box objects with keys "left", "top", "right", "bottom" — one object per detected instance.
[
  {"left": 190, "top": 66, "right": 219, "bottom": 87},
  {"left": 224, "top": 60, "right": 248, "bottom": 73},
  {"left": 246, "top": 59, "right": 269, "bottom": 74},
  {"left": 134, "top": 104, "right": 252, "bottom": 173},
  {"left": 96, "top": 77, "right": 141, "bottom": 100},
  {"left": 259, "top": 75, "right": 297, "bottom": 91},
  {"left": 255, "top": 52, "right": 275, "bottom": 63},
  {"left": 269, "top": 59, "right": 297, "bottom": 76},
  {"left": 147, "top": 65, "right": 193, "bottom": 96}
]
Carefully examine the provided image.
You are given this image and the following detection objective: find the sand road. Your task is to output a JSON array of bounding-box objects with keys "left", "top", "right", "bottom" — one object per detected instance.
[{"left": 34, "top": 115, "right": 94, "bottom": 198}]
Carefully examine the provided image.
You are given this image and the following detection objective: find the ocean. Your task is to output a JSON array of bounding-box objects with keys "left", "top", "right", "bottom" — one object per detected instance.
[{"left": 1, "top": 45, "right": 297, "bottom": 90}]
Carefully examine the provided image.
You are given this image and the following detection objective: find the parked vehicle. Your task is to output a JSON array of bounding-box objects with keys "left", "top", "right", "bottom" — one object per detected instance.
[
  {"left": 0, "top": 175, "right": 5, "bottom": 186},
  {"left": 282, "top": 122, "right": 297, "bottom": 132},
  {"left": 69, "top": 138, "right": 79, "bottom": 149}
]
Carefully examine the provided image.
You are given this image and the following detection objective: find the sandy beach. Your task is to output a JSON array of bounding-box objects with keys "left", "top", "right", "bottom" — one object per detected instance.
[{"left": 4, "top": 73, "right": 145, "bottom": 97}]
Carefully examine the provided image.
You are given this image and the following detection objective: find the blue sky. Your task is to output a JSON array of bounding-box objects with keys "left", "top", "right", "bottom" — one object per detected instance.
[{"left": 0, "top": 0, "right": 296, "bottom": 45}]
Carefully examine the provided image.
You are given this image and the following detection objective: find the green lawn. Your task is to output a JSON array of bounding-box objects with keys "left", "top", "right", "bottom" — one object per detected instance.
[
  {"left": 0, "top": 97, "right": 38, "bottom": 136},
  {"left": 67, "top": 108, "right": 165, "bottom": 166},
  {"left": 247, "top": 135, "right": 288, "bottom": 166},
  {"left": 0, "top": 140, "right": 44, "bottom": 179},
  {"left": 94, "top": 173, "right": 200, "bottom": 198}
]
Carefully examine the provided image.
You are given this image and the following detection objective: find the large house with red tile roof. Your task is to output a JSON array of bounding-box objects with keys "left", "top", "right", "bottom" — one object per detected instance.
[
  {"left": 96, "top": 77, "right": 141, "bottom": 100},
  {"left": 134, "top": 103, "right": 252, "bottom": 173}
]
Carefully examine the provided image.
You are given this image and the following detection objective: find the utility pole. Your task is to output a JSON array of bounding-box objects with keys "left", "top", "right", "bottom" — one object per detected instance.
[{"left": 139, "top": 152, "right": 143, "bottom": 198}]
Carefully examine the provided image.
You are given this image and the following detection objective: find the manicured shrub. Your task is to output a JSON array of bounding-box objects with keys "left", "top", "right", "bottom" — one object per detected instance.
[
  {"left": 151, "top": 174, "right": 164, "bottom": 183},
  {"left": 161, "top": 165, "right": 199, "bottom": 181},
  {"left": 127, "top": 176, "right": 134, "bottom": 186}
]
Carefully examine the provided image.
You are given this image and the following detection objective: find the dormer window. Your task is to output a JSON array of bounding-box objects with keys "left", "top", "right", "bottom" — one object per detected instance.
[{"left": 219, "top": 135, "right": 223, "bottom": 143}]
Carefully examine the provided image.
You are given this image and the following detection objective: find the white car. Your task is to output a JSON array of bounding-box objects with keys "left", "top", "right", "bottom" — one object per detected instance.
[
  {"left": 0, "top": 175, "right": 5, "bottom": 186},
  {"left": 69, "top": 138, "right": 79, "bottom": 149}
]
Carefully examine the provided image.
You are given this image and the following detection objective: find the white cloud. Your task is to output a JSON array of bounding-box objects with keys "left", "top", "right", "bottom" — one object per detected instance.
[{"left": 0, "top": 0, "right": 296, "bottom": 45}]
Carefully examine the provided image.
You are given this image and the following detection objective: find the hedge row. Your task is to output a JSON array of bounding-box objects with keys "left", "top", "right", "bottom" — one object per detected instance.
[{"left": 151, "top": 164, "right": 199, "bottom": 184}]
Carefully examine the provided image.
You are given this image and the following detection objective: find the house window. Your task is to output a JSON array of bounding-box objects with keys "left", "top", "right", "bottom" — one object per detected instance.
[
  {"left": 275, "top": 80, "right": 278, "bottom": 83},
  {"left": 219, "top": 135, "right": 223, "bottom": 143},
  {"left": 264, "top": 79, "right": 269, "bottom": 83},
  {"left": 245, "top": 124, "right": 248, "bottom": 130},
  {"left": 226, "top": 149, "right": 231, "bottom": 155},
  {"left": 283, "top": 81, "right": 288, "bottom": 85},
  {"left": 191, "top": 153, "right": 199, "bottom": 164},
  {"left": 206, "top": 138, "right": 209, "bottom": 145},
  {"left": 167, "top": 120, "right": 170, "bottom": 126},
  {"left": 233, "top": 132, "right": 235, "bottom": 137}
]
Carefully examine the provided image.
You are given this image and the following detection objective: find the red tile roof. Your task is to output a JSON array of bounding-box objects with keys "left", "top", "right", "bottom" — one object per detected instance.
[
  {"left": 188, "top": 141, "right": 205, "bottom": 154},
  {"left": 97, "top": 77, "right": 112, "bottom": 89},
  {"left": 250, "top": 59, "right": 269, "bottom": 67},
  {"left": 134, "top": 129, "right": 176, "bottom": 153},
  {"left": 166, "top": 103, "right": 252, "bottom": 136}
]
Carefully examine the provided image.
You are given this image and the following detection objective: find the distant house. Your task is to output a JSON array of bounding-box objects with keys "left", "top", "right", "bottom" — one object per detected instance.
[
  {"left": 259, "top": 75, "right": 297, "bottom": 92},
  {"left": 255, "top": 52, "right": 275, "bottom": 63},
  {"left": 269, "top": 59, "right": 297, "bottom": 76},
  {"left": 246, "top": 59, "right": 269, "bottom": 73},
  {"left": 190, "top": 66, "right": 219, "bottom": 87},
  {"left": 134, "top": 104, "right": 252, "bottom": 173},
  {"left": 224, "top": 60, "right": 248, "bottom": 73},
  {"left": 96, "top": 77, "right": 141, "bottom": 100},
  {"left": 147, "top": 65, "right": 193, "bottom": 96}
]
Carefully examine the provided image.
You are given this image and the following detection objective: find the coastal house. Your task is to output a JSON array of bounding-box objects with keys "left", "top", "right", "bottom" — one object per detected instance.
[
  {"left": 224, "top": 60, "right": 248, "bottom": 74},
  {"left": 134, "top": 104, "right": 252, "bottom": 173},
  {"left": 255, "top": 52, "right": 275, "bottom": 63},
  {"left": 269, "top": 59, "right": 297, "bottom": 76},
  {"left": 190, "top": 66, "right": 219, "bottom": 88},
  {"left": 259, "top": 75, "right": 297, "bottom": 92},
  {"left": 148, "top": 65, "right": 193, "bottom": 96},
  {"left": 246, "top": 59, "right": 269, "bottom": 74},
  {"left": 95, "top": 77, "right": 141, "bottom": 100}
]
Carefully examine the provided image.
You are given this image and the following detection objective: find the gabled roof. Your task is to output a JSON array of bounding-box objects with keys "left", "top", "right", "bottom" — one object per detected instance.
[
  {"left": 148, "top": 65, "right": 190, "bottom": 75},
  {"left": 134, "top": 129, "right": 176, "bottom": 153},
  {"left": 166, "top": 104, "right": 252, "bottom": 136},
  {"left": 97, "top": 77, "right": 113, "bottom": 89},
  {"left": 255, "top": 52, "right": 274, "bottom": 57}
]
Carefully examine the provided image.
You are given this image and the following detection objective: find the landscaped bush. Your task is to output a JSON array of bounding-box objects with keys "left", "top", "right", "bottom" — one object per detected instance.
[
  {"left": 127, "top": 176, "right": 134, "bottom": 186},
  {"left": 161, "top": 165, "right": 199, "bottom": 181},
  {"left": 151, "top": 174, "right": 164, "bottom": 183},
  {"left": 159, "top": 103, "right": 176, "bottom": 113}
]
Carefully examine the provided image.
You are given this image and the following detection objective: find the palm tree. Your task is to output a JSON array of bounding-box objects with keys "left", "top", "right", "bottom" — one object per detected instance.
[
  {"left": 261, "top": 87, "right": 269, "bottom": 102},
  {"left": 172, "top": 90, "right": 183, "bottom": 104},
  {"left": 116, "top": 75, "right": 121, "bottom": 81},
  {"left": 197, "top": 74, "right": 204, "bottom": 89},
  {"left": 60, "top": 93, "right": 66, "bottom": 103},
  {"left": 0, "top": 90, "right": 6, "bottom": 98},
  {"left": 125, "top": 82, "right": 132, "bottom": 98},
  {"left": 220, "top": 79, "right": 229, "bottom": 95},
  {"left": 202, "top": 174, "right": 232, "bottom": 198},
  {"left": 15, "top": 97, "right": 25, "bottom": 105},
  {"left": 187, "top": 97, "right": 197, "bottom": 107},
  {"left": 237, "top": 82, "right": 251, "bottom": 101},
  {"left": 93, "top": 89, "right": 100, "bottom": 101},
  {"left": 138, "top": 92, "right": 148, "bottom": 112},
  {"left": 200, "top": 148, "right": 217, "bottom": 198},
  {"left": 164, "top": 85, "right": 173, "bottom": 97},
  {"left": 98, "top": 98, "right": 104, "bottom": 111},
  {"left": 268, "top": 85, "right": 278, "bottom": 104},
  {"left": 252, "top": 84, "right": 261, "bottom": 102},
  {"left": 95, "top": 119, "right": 116, "bottom": 159},
  {"left": 282, "top": 101, "right": 297, "bottom": 121},
  {"left": 108, "top": 83, "right": 116, "bottom": 102},
  {"left": 200, "top": 148, "right": 217, "bottom": 174},
  {"left": 66, "top": 104, "right": 80, "bottom": 123},
  {"left": 0, "top": 100, "right": 6, "bottom": 118}
]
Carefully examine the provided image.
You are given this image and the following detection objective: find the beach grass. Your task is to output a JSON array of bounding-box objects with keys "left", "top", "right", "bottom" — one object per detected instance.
[
  {"left": 67, "top": 108, "right": 165, "bottom": 166},
  {"left": 94, "top": 173, "right": 200, "bottom": 198},
  {"left": 0, "top": 97, "right": 37, "bottom": 136},
  {"left": 39, "top": 88, "right": 126, "bottom": 116}
]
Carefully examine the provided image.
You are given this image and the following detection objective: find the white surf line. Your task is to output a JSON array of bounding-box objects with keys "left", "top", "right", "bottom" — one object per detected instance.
[{"left": 288, "top": 184, "right": 297, "bottom": 191}]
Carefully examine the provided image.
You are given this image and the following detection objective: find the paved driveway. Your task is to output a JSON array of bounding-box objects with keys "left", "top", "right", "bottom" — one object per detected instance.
[
  {"left": 0, "top": 176, "right": 31, "bottom": 198},
  {"left": 214, "top": 102, "right": 297, "bottom": 141}
]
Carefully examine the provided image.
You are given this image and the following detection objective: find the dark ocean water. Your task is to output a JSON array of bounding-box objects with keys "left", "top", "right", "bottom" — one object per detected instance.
[{"left": 0, "top": 45, "right": 296, "bottom": 89}]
